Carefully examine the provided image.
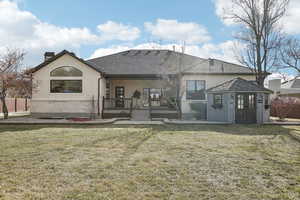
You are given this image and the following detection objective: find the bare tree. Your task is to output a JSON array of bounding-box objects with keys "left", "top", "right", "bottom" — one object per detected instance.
[
  {"left": 158, "top": 46, "right": 206, "bottom": 119},
  {"left": 226, "top": 0, "right": 290, "bottom": 86},
  {"left": 0, "top": 49, "right": 25, "bottom": 119},
  {"left": 280, "top": 37, "right": 300, "bottom": 75}
]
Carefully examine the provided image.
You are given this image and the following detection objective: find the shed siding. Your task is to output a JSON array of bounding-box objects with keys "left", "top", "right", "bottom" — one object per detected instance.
[{"left": 181, "top": 74, "right": 255, "bottom": 120}]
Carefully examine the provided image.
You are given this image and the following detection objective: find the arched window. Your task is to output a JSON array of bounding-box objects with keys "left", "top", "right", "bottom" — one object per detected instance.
[{"left": 50, "top": 66, "right": 82, "bottom": 77}]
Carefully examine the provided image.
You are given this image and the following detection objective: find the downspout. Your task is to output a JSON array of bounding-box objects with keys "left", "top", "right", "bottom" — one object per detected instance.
[{"left": 97, "top": 75, "right": 103, "bottom": 117}]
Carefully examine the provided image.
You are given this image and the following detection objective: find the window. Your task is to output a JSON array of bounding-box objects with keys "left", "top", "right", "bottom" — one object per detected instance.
[
  {"left": 264, "top": 94, "right": 269, "bottom": 105},
  {"left": 237, "top": 94, "right": 244, "bottom": 110},
  {"left": 186, "top": 80, "right": 206, "bottom": 100},
  {"left": 264, "top": 94, "right": 270, "bottom": 109},
  {"left": 248, "top": 94, "right": 255, "bottom": 108},
  {"left": 213, "top": 94, "right": 223, "bottom": 106},
  {"left": 106, "top": 80, "right": 110, "bottom": 98},
  {"left": 50, "top": 66, "right": 82, "bottom": 77},
  {"left": 50, "top": 80, "right": 82, "bottom": 93}
]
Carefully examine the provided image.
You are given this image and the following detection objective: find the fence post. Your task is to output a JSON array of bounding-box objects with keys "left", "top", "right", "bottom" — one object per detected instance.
[
  {"left": 25, "top": 98, "right": 28, "bottom": 111},
  {"left": 149, "top": 97, "right": 152, "bottom": 121},
  {"left": 130, "top": 98, "right": 133, "bottom": 117},
  {"left": 15, "top": 98, "right": 17, "bottom": 113}
]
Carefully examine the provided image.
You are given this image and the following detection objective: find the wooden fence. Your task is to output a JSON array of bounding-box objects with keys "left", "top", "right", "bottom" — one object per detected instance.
[{"left": 0, "top": 98, "right": 30, "bottom": 113}]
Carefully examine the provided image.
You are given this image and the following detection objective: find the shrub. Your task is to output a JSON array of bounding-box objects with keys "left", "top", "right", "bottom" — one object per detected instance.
[{"left": 271, "top": 97, "right": 300, "bottom": 120}]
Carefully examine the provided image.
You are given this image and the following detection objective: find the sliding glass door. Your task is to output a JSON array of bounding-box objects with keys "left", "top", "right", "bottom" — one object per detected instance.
[{"left": 142, "top": 88, "right": 163, "bottom": 107}]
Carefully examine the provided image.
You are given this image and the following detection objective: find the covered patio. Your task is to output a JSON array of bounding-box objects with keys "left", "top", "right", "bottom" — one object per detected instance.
[{"left": 102, "top": 77, "right": 179, "bottom": 120}]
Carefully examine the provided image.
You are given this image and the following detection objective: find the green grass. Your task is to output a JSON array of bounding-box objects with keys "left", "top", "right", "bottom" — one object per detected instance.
[{"left": 0, "top": 124, "right": 300, "bottom": 200}]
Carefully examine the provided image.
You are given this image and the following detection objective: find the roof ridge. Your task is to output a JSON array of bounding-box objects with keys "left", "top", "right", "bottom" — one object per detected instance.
[{"left": 87, "top": 49, "right": 208, "bottom": 61}]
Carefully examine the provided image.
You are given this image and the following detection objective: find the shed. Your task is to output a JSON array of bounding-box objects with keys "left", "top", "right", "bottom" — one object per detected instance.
[{"left": 206, "top": 78, "right": 273, "bottom": 124}]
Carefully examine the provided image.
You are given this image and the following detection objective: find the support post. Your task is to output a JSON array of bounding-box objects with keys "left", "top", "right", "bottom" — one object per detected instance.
[
  {"left": 25, "top": 98, "right": 28, "bottom": 111},
  {"left": 101, "top": 96, "right": 105, "bottom": 119},
  {"left": 130, "top": 98, "right": 133, "bottom": 118},
  {"left": 15, "top": 98, "right": 17, "bottom": 113},
  {"left": 149, "top": 96, "right": 152, "bottom": 120}
]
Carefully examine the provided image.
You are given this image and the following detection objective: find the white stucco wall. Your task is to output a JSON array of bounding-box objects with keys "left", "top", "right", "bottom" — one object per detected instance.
[
  {"left": 181, "top": 74, "right": 256, "bottom": 119},
  {"left": 31, "top": 54, "right": 104, "bottom": 117}
]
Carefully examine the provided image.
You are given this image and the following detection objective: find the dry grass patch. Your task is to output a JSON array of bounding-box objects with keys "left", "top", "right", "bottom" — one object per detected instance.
[{"left": 0, "top": 125, "right": 299, "bottom": 200}]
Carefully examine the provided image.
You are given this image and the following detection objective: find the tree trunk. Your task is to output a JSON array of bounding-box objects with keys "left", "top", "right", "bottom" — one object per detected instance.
[
  {"left": 256, "top": 36, "right": 265, "bottom": 87},
  {"left": 1, "top": 97, "right": 8, "bottom": 119}
]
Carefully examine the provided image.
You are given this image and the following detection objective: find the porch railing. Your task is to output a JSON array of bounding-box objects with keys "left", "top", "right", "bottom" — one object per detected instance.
[
  {"left": 149, "top": 98, "right": 181, "bottom": 120},
  {"left": 103, "top": 97, "right": 133, "bottom": 110},
  {"left": 102, "top": 97, "right": 133, "bottom": 119}
]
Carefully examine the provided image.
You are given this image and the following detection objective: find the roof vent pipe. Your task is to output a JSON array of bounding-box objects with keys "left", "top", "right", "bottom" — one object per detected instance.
[{"left": 209, "top": 58, "right": 214, "bottom": 67}]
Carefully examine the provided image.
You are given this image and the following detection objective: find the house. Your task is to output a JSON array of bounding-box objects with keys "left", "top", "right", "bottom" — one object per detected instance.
[
  {"left": 269, "top": 78, "right": 300, "bottom": 98},
  {"left": 30, "top": 49, "right": 271, "bottom": 123}
]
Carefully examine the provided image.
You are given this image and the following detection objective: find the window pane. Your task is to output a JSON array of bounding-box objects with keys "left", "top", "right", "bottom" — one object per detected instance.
[
  {"left": 186, "top": 80, "right": 206, "bottom": 100},
  {"left": 249, "top": 94, "right": 255, "bottom": 108},
  {"left": 237, "top": 95, "right": 244, "bottom": 109},
  {"left": 50, "top": 66, "right": 82, "bottom": 77},
  {"left": 196, "top": 80, "right": 205, "bottom": 90},
  {"left": 187, "top": 80, "right": 195, "bottom": 91},
  {"left": 50, "top": 80, "right": 82, "bottom": 93},
  {"left": 214, "top": 94, "right": 222, "bottom": 105}
]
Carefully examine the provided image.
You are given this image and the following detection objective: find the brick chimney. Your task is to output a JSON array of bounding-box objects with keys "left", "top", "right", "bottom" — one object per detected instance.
[{"left": 44, "top": 52, "right": 55, "bottom": 61}]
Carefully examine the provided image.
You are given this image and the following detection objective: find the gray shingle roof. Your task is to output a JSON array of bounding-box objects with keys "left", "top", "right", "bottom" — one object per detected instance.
[
  {"left": 207, "top": 78, "right": 272, "bottom": 93},
  {"left": 87, "top": 50, "right": 254, "bottom": 76}
]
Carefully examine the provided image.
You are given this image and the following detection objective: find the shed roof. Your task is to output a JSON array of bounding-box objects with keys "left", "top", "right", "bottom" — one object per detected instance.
[{"left": 207, "top": 78, "right": 273, "bottom": 93}]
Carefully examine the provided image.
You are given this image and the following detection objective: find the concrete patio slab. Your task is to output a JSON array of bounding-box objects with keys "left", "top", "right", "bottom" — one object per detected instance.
[
  {"left": 264, "top": 121, "right": 300, "bottom": 125},
  {"left": 163, "top": 119, "right": 231, "bottom": 125},
  {"left": 0, "top": 117, "right": 118, "bottom": 125},
  {"left": 114, "top": 120, "right": 164, "bottom": 125},
  {"left": 0, "top": 111, "right": 30, "bottom": 119}
]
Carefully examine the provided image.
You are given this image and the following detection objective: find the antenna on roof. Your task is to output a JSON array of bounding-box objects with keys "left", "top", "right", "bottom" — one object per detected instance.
[{"left": 181, "top": 41, "right": 186, "bottom": 53}]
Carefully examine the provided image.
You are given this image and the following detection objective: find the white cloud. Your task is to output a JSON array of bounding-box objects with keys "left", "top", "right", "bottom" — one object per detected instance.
[
  {"left": 145, "top": 19, "right": 211, "bottom": 44},
  {"left": 89, "top": 41, "right": 239, "bottom": 64},
  {"left": 213, "top": 0, "right": 300, "bottom": 35},
  {"left": 213, "top": 0, "right": 237, "bottom": 25},
  {"left": 0, "top": 0, "right": 140, "bottom": 65},
  {"left": 282, "top": 0, "right": 300, "bottom": 34},
  {"left": 90, "top": 46, "right": 131, "bottom": 58},
  {"left": 97, "top": 21, "right": 140, "bottom": 41}
]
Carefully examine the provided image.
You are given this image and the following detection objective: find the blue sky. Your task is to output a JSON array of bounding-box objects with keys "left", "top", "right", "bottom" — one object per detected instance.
[{"left": 1, "top": 0, "right": 300, "bottom": 78}]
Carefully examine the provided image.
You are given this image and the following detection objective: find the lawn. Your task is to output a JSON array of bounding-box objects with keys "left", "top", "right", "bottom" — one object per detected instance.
[{"left": 0, "top": 125, "right": 300, "bottom": 200}]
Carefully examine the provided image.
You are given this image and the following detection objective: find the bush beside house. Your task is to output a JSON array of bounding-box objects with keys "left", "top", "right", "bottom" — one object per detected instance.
[{"left": 271, "top": 97, "right": 300, "bottom": 120}]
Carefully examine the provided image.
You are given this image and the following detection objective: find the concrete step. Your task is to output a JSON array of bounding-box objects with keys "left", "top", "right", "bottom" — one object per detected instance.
[{"left": 131, "top": 110, "right": 150, "bottom": 121}]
